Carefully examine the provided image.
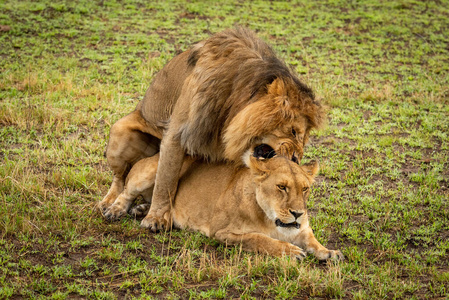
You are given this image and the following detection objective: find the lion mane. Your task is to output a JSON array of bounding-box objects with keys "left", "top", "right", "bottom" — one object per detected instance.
[{"left": 174, "top": 27, "right": 325, "bottom": 162}]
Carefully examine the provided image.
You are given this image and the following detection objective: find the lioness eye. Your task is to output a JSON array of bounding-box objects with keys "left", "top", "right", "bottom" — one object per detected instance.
[
  {"left": 277, "top": 185, "right": 286, "bottom": 191},
  {"left": 291, "top": 128, "right": 296, "bottom": 137},
  {"left": 302, "top": 187, "right": 309, "bottom": 192}
]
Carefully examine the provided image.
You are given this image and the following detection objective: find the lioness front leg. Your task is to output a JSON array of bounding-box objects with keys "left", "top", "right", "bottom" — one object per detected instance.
[
  {"left": 104, "top": 156, "right": 159, "bottom": 221},
  {"left": 103, "top": 187, "right": 136, "bottom": 221},
  {"left": 104, "top": 187, "right": 154, "bottom": 221},
  {"left": 140, "top": 132, "right": 185, "bottom": 232},
  {"left": 295, "top": 227, "right": 344, "bottom": 261},
  {"left": 215, "top": 231, "right": 307, "bottom": 260}
]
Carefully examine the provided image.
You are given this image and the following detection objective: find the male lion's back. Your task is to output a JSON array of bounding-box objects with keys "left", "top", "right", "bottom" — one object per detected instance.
[{"left": 139, "top": 50, "right": 193, "bottom": 134}]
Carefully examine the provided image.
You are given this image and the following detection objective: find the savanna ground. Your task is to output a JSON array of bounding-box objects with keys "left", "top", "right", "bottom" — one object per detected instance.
[{"left": 0, "top": 0, "right": 448, "bottom": 299}]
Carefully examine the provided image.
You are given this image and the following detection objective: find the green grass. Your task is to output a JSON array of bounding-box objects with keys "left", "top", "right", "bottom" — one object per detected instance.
[{"left": 1, "top": 0, "right": 448, "bottom": 298}]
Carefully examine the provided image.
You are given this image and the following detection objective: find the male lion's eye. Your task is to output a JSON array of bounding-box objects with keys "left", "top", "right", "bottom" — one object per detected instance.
[
  {"left": 277, "top": 185, "right": 287, "bottom": 191},
  {"left": 302, "top": 187, "right": 309, "bottom": 192}
]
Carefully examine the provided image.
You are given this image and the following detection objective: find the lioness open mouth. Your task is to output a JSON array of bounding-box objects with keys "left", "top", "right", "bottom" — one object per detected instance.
[{"left": 275, "top": 219, "right": 300, "bottom": 229}]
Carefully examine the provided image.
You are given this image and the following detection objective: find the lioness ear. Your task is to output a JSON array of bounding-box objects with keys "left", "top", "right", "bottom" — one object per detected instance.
[
  {"left": 303, "top": 160, "right": 319, "bottom": 178},
  {"left": 249, "top": 156, "right": 269, "bottom": 180}
]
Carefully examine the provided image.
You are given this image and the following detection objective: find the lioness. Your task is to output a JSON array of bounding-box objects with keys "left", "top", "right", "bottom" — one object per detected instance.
[
  {"left": 99, "top": 27, "right": 325, "bottom": 232},
  {"left": 104, "top": 155, "right": 343, "bottom": 261}
]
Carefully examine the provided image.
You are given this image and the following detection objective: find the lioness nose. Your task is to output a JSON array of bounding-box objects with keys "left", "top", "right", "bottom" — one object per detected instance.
[{"left": 289, "top": 210, "right": 303, "bottom": 219}]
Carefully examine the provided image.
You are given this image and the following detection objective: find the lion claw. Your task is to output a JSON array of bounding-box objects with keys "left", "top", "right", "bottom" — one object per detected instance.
[
  {"left": 96, "top": 201, "right": 111, "bottom": 214},
  {"left": 284, "top": 244, "right": 307, "bottom": 260},
  {"left": 293, "top": 248, "right": 307, "bottom": 261},
  {"left": 328, "top": 250, "right": 344, "bottom": 261},
  {"left": 129, "top": 204, "right": 151, "bottom": 218},
  {"left": 317, "top": 250, "right": 345, "bottom": 262},
  {"left": 140, "top": 213, "right": 170, "bottom": 233},
  {"left": 103, "top": 205, "right": 127, "bottom": 222}
]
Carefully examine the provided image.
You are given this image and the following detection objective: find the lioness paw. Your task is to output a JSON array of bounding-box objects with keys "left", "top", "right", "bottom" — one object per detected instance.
[
  {"left": 97, "top": 189, "right": 122, "bottom": 213},
  {"left": 328, "top": 250, "right": 344, "bottom": 261},
  {"left": 129, "top": 204, "right": 151, "bottom": 218},
  {"left": 316, "top": 249, "right": 344, "bottom": 262},
  {"left": 285, "top": 244, "right": 307, "bottom": 260},
  {"left": 103, "top": 204, "right": 127, "bottom": 222},
  {"left": 97, "top": 200, "right": 113, "bottom": 214}
]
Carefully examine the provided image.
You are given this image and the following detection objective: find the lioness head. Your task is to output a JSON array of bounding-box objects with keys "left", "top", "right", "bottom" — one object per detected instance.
[
  {"left": 249, "top": 156, "right": 319, "bottom": 229},
  {"left": 224, "top": 78, "right": 325, "bottom": 165}
]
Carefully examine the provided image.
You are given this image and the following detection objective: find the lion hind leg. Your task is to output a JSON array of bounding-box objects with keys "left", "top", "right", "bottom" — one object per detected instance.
[{"left": 98, "top": 110, "right": 160, "bottom": 212}]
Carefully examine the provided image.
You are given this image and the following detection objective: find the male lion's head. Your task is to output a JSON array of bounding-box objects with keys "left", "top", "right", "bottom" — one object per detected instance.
[
  {"left": 224, "top": 78, "right": 325, "bottom": 165},
  {"left": 248, "top": 156, "right": 319, "bottom": 230}
]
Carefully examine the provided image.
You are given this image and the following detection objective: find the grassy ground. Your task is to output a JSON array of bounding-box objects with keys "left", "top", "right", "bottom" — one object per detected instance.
[{"left": 1, "top": 0, "right": 448, "bottom": 298}]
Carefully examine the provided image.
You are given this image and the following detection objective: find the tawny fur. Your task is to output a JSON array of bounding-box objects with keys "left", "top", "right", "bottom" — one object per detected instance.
[
  {"left": 104, "top": 155, "right": 343, "bottom": 261},
  {"left": 99, "top": 28, "right": 326, "bottom": 231}
]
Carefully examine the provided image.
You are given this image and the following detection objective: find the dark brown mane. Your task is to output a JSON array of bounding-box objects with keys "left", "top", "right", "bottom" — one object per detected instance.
[
  {"left": 188, "top": 27, "right": 315, "bottom": 103},
  {"left": 177, "top": 27, "right": 323, "bottom": 160}
]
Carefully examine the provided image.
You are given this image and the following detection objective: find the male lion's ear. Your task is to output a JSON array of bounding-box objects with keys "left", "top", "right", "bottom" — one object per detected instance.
[
  {"left": 268, "top": 78, "right": 292, "bottom": 97},
  {"left": 267, "top": 79, "right": 290, "bottom": 108},
  {"left": 267, "top": 78, "right": 284, "bottom": 96},
  {"left": 303, "top": 160, "right": 319, "bottom": 178}
]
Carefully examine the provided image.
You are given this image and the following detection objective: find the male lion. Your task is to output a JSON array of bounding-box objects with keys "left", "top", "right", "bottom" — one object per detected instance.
[
  {"left": 103, "top": 155, "right": 344, "bottom": 261},
  {"left": 99, "top": 27, "right": 325, "bottom": 232}
]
